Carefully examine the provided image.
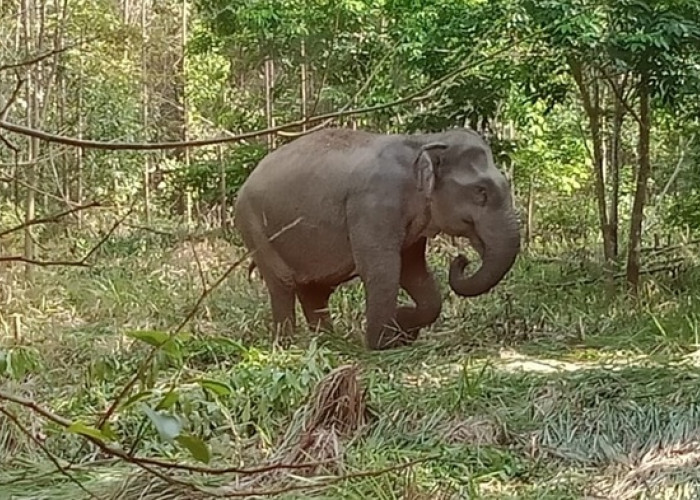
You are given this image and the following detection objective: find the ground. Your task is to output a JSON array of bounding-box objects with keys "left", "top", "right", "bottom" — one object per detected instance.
[{"left": 1, "top": 227, "right": 700, "bottom": 499}]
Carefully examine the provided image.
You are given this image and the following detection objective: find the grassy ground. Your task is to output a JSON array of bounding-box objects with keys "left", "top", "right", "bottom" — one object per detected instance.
[{"left": 2, "top": 225, "right": 700, "bottom": 499}]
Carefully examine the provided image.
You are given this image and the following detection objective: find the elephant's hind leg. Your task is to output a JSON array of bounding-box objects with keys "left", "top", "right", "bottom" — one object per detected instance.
[
  {"left": 297, "top": 283, "right": 334, "bottom": 332},
  {"left": 397, "top": 237, "right": 442, "bottom": 342},
  {"left": 257, "top": 264, "right": 297, "bottom": 344}
]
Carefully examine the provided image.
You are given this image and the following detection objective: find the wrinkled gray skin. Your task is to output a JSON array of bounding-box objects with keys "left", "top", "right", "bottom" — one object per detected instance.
[{"left": 234, "top": 127, "right": 521, "bottom": 350}]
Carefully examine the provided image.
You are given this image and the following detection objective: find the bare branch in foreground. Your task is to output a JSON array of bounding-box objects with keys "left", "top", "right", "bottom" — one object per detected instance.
[
  {"left": 0, "top": 390, "right": 207, "bottom": 493},
  {"left": 0, "top": 389, "right": 345, "bottom": 476},
  {"left": 0, "top": 201, "right": 101, "bottom": 238},
  {"left": 79, "top": 205, "right": 135, "bottom": 264},
  {"left": 0, "top": 406, "right": 99, "bottom": 499}
]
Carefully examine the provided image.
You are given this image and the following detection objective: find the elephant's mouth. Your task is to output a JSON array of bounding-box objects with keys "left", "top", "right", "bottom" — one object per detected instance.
[{"left": 461, "top": 219, "right": 485, "bottom": 257}]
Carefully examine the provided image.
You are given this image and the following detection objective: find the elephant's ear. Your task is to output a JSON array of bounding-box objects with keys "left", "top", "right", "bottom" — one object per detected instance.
[{"left": 413, "top": 142, "right": 448, "bottom": 197}]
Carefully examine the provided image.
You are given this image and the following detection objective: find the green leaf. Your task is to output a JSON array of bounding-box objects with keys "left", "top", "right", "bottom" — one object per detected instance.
[
  {"left": 176, "top": 434, "right": 211, "bottom": 464},
  {"left": 99, "top": 421, "right": 118, "bottom": 441},
  {"left": 142, "top": 406, "right": 183, "bottom": 443},
  {"left": 126, "top": 330, "right": 170, "bottom": 347},
  {"left": 126, "top": 330, "right": 183, "bottom": 357},
  {"left": 67, "top": 421, "right": 110, "bottom": 442},
  {"left": 198, "top": 378, "right": 233, "bottom": 397},
  {"left": 121, "top": 390, "right": 153, "bottom": 410},
  {"left": 156, "top": 389, "right": 180, "bottom": 410}
]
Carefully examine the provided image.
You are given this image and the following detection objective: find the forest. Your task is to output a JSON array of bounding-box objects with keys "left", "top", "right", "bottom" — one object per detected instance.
[{"left": 1, "top": 0, "right": 700, "bottom": 498}]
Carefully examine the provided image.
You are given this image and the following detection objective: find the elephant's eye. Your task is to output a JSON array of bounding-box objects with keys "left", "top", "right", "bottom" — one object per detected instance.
[{"left": 472, "top": 185, "right": 487, "bottom": 206}]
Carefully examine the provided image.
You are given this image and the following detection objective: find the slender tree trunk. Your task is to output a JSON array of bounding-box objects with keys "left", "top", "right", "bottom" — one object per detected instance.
[
  {"left": 22, "top": 0, "right": 37, "bottom": 281},
  {"left": 570, "top": 61, "right": 614, "bottom": 267},
  {"left": 141, "top": 0, "right": 151, "bottom": 223},
  {"left": 264, "top": 56, "right": 276, "bottom": 150},
  {"left": 76, "top": 30, "right": 84, "bottom": 227},
  {"left": 300, "top": 40, "right": 307, "bottom": 131},
  {"left": 525, "top": 180, "right": 534, "bottom": 248},
  {"left": 610, "top": 91, "right": 624, "bottom": 260},
  {"left": 181, "top": 0, "right": 192, "bottom": 227},
  {"left": 626, "top": 73, "right": 651, "bottom": 295},
  {"left": 218, "top": 145, "right": 227, "bottom": 229}
]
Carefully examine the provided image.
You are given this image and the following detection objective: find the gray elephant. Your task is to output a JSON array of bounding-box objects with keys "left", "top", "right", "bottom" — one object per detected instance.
[{"left": 233, "top": 127, "right": 520, "bottom": 350}]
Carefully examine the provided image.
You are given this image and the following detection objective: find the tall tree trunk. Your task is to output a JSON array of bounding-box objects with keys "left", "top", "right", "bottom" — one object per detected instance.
[
  {"left": 609, "top": 90, "right": 624, "bottom": 260},
  {"left": 22, "top": 0, "right": 37, "bottom": 281},
  {"left": 264, "top": 56, "right": 276, "bottom": 150},
  {"left": 141, "top": 0, "right": 151, "bottom": 223},
  {"left": 218, "top": 145, "right": 227, "bottom": 229},
  {"left": 570, "top": 61, "right": 614, "bottom": 267},
  {"left": 300, "top": 39, "right": 307, "bottom": 131},
  {"left": 181, "top": 0, "right": 192, "bottom": 227},
  {"left": 525, "top": 179, "right": 534, "bottom": 248},
  {"left": 626, "top": 73, "right": 651, "bottom": 295}
]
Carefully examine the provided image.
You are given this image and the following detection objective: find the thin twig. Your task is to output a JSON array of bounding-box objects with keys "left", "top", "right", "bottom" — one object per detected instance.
[
  {"left": 0, "top": 134, "right": 18, "bottom": 152},
  {"left": 601, "top": 68, "right": 642, "bottom": 126},
  {"left": 0, "top": 201, "right": 101, "bottom": 238},
  {"left": 79, "top": 205, "right": 135, "bottom": 264},
  {"left": 550, "top": 261, "right": 686, "bottom": 288},
  {"left": 0, "top": 406, "right": 99, "bottom": 499},
  {"left": 0, "top": 37, "right": 98, "bottom": 73},
  {"left": 0, "top": 256, "right": 89, "bottom": 267},
  {"left": 189, "top": 239, "right": 208, "bottom": 291},
  {"left": 0, "top": 76, "right": 24, "bottom": 120}
]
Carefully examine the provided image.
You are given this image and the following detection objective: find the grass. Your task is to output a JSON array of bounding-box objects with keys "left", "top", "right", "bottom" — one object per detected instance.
[{"left": 1, "top": 225, "right": 700, "bottom": 499}]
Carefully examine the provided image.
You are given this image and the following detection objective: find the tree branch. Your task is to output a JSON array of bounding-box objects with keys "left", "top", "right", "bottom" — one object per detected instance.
[
  {"left": 0, "top": 201, "right": 101, "bottom": 238},
  {"left": 0, "top": 37, "right": 98, "bottom": 73},
  {"left": 0, "top": 256, "right": 89, "bottom": 267},
  {"left": 0, "top": 75, "right": 24, "bottom": 120},
  {"left": 600, "top": 69, "right": 642, "bottom": 126},
  {"left": 0, "top": 30, "right": 552, "bottom": 152},
  {"left": 0, "top": 389, "right": 365, "bottom": 478},
  {"left": 0, "top": 204, "right": 132, "bottom": 268}
]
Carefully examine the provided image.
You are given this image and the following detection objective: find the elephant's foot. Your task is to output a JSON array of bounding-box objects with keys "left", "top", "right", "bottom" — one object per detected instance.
[{"left": 272, "top": 318, "right": 295, "bottom": 348}]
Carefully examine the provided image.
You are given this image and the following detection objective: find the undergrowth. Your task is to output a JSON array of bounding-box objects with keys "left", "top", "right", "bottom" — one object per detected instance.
[{"left": 1, "top": 226, "right": 700, "bottom": 499}]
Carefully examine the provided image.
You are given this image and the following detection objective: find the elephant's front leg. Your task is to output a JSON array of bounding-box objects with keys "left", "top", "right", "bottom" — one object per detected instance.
[
  {"left": 347, "top": 195, "right": 405, "bottom": 351},
  {"left": 396, "top": 237, "right": 442, "bottom": 343}
]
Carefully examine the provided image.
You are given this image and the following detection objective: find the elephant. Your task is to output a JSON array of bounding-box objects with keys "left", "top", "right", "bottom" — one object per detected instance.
[{"left": 233, "top": 127, "right": 521, "bottom": 350}]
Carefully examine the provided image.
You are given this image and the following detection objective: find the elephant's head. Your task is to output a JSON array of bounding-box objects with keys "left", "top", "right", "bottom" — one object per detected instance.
[{"left": 413, "top": 128, "right": 521, "bottom": 297}]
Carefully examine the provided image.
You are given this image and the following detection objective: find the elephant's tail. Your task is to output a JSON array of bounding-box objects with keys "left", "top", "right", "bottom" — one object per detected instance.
[
  {"left": 247, "top": 260, "right": 258, "bottom": 282},
  {"left": 240, "top": 217, "right": 298, "bottom": 289}
]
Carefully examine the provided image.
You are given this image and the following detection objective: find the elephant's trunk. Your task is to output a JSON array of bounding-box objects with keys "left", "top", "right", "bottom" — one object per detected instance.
[{"left": 449, "top": 211, "right": 521, "bottom": 297}]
